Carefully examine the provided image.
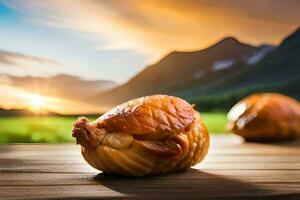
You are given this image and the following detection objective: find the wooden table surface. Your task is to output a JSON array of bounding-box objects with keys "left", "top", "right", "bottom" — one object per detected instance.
[{"left": 1, "top": 135, "right": 300, "bottom": 200}]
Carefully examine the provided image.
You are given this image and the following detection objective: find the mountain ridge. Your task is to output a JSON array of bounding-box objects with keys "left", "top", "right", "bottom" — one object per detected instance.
[
  {"left": 0, "top": 74, "right": 118, "bottom": 102},
  {"left": 92, "top": 36, "right": 259, "bottom": 106},
  {"left": 92, "top": 27, "right": 299, "bottom": 111}
]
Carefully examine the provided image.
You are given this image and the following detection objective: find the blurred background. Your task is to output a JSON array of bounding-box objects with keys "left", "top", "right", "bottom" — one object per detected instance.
[{"left": 0, "top": 0, "right": 299, "bottom": 143}]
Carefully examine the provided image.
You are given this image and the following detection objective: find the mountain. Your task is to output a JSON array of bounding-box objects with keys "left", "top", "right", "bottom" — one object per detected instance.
[
  {"left": 92, "top": 37, "right": 260, "bottom": 106},
  {"left": 174, "top": 28, "right": 300, "bottom": 98},
  {"left": 1, "top": 74, "right": 117, "bottom": 102},
  {"left": 166, "top": 27, "right": 300, "bottom": 111},
  {"left": 92, "top": 27, "right": 299, "bottom": 111},
  {"left": 0, "top": 107, "right": 104, "bottom": 117},
  {"left": 0, "top": 108, "right": 59, "bottom": 117}
]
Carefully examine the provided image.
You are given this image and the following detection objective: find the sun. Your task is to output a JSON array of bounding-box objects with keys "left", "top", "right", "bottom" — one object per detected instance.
[
  {"left": 30, "top": 95, "right": 46, "bottom": 107},
  {"left": 28, "top": 94, "right": 47, "bottom": 113}
]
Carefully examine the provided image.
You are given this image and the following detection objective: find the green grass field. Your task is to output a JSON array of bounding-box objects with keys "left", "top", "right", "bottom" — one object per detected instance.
[{"left": 0, "top": 113, "right": 227, "bottom": 143}]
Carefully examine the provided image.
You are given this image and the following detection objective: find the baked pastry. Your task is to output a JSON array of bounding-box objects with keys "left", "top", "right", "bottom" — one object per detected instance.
[
  {"left": 227, "top": 93, "right": 300, "bottom": 142},
  {"left": 72, "top": 95, "right": 209, "bottom": 176}
]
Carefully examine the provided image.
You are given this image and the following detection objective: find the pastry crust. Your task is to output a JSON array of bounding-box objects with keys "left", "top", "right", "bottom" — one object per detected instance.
[
  {"left": 97, "top": 95, "right": 195, "bottom": 135},
  {"left": 72, "top": 95, "right": 209, "bottom": 176},
  {"left": 227, "top": 93, "right": 300, "bottom": 142}
]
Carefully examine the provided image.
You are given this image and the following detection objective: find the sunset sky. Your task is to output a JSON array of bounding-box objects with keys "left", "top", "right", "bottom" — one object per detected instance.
[{"left": 0, "top": 0, "right": 299, "bottom": 113}]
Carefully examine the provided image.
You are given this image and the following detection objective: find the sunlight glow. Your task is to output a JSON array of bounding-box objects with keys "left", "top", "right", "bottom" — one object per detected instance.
[
  {"left": 28, "top": 94, "right": 47, "bottom": 113},
  {"left": 0, "top": 85, "right": 108, "bottom": 114},
  {"left": 30, "top": 95, "right": 47, "bottom": 107}
]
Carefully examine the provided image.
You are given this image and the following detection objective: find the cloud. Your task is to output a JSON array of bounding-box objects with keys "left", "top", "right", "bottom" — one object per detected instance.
[
  {"left": 2, "top": 74, "right": 117, "bottom": 101},
  {"left": 0, "top": 84, "right": 107, "bottom": 114},
  {"left": 0, "top": 50, "right": 60, "bottom": 66},
  {"left": 0, "top": 72, "right": 117, "bottom": 114},
  {"left": 0, "top": 49, "right": 62, "bottom": 76},
  {"left": 4, "top": 0, "right": 300, "bottom": 56}
]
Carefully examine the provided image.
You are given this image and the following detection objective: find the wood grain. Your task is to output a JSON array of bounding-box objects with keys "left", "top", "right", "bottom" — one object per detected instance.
[{"left": 0, "top": 135, "right": 300, "bottom": 200}]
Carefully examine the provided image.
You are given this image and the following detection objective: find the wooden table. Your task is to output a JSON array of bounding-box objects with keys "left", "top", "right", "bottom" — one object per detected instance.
[{"left": 1, "top": 135, "right": 300, "bottom": 200}]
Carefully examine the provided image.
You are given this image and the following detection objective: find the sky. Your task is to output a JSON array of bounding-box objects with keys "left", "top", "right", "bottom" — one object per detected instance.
[
  {"left": 0, "top": 2, "right": 149, "bottom": 83},
  {"left": 0, "top": 0, "right": 299, "bottom": 113},
  {"left": 1, "top": 0, "right": 299, "bottom": 83}
]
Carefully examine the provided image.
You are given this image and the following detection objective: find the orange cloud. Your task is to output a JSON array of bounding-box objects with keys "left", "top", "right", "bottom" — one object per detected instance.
[
  {"left": 0, "top": 84, "right": 107, "bottom": 114},
  {"left": 0, "top": 49, "right": 59, "bottom": 65},
  {"left": 0, "top": 49, "right": 62, "bottom": 76},
  {"left": 5, "top": 0, "right": 300, "bottom": 57}
]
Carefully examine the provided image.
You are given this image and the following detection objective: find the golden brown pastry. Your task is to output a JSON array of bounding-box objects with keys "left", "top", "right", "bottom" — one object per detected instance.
[
  {"left": 72, "top": 95, "right": 209, "bottom": 176},
  {"left": 227, "top": 93, "right": 300, "bottom": 142}
]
